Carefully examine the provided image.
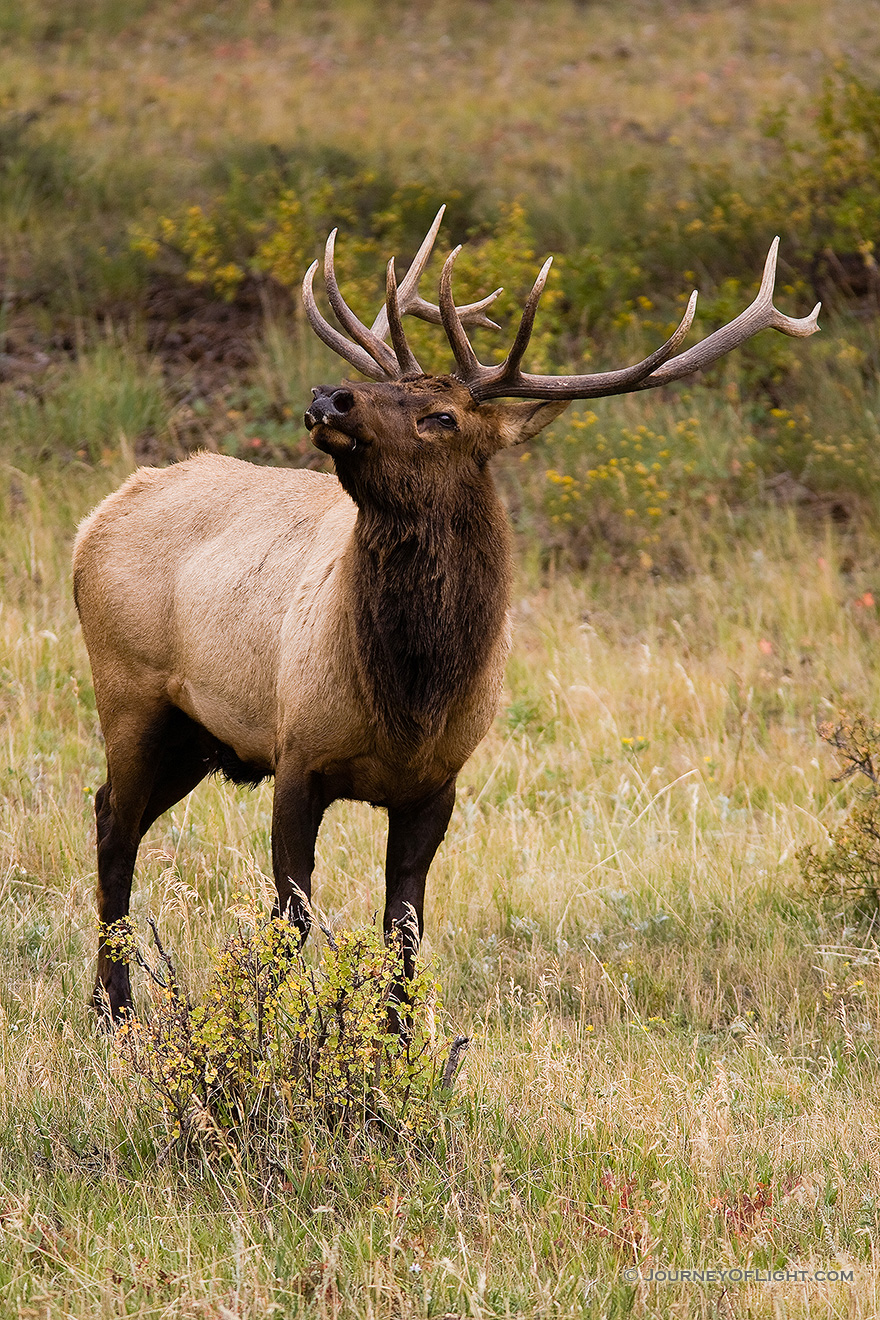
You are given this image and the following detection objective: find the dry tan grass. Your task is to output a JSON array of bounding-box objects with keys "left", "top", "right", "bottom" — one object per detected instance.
[{"left": 6, "top": 4, "right": 878, "bottom": 164}]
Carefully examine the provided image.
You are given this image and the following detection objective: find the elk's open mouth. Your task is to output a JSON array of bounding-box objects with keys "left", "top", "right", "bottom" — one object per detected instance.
[{"left": 309, "top": 419, "right": 364, "bottom": 457}]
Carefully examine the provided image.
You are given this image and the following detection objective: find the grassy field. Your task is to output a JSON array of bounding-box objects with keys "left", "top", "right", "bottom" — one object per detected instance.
[
  {"left": 6, "top": 466, "right": 880, "bottom": 1318},
  {"left": 3, "top": 1, "right": 880, "bottom": 1316}
]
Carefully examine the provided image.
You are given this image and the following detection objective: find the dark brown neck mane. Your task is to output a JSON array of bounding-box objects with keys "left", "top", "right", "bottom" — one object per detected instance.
[{"left": 349, "top": 466, "right": 512, "bottom": 750}]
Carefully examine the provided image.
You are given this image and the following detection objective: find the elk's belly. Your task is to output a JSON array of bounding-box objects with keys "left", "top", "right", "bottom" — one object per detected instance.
[{"left": 165, "top": 673, "right": 277, "bottom": 767}]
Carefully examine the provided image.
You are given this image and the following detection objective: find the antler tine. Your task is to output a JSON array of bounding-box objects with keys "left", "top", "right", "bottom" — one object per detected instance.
[
  {"left": 301, "top": 260, "right": 389, "bottom": 382},
  {"left": 439, "top": 246, "right": 483, "bottom": 379},
  {"left": 385, "top": 258, "right": 423, "bottom": 376},
  {"left": 638, "top": 238, "right": 821, "bottom": 390},
  {"left": 398, "top": 205, "right": 446, "bottom": 304},
  {"left": 322, "top": 230, "right": 400, "bottom": 376},
  {"left": 493, "top": 257, "right": 553, "bottom": 384},
  {"left": 409, "top": 289, "right": 504, "bottom": 331},
  {"left": 376, "top": 288, "right": 503, "bottom": 336},
  {"left": 371, "top": 206, "right": 503, "bottom": 340},
  {"left": 369, "top": 206, "right": 446, "bottom": 342}
]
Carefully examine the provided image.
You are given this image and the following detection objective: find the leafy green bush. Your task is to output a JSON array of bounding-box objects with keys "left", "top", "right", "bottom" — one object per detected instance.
[
  {"left": 654, "top": 62, "right": 880, "bottom": 306},
  {"left": 131, "top": 162, "right": 477, "bottom": 303},
  {"left": 105, "top": 910, "right": 456, "bottom": 1175}
]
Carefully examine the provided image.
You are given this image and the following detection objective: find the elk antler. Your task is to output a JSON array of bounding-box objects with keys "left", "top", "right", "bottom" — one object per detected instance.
[
  {"left": 302, "top": 205, "right": 503, "bottom": 381},
  {"left": 439, "top": 237, "right": 820, "bottom": 401},
  {"left": 369, "top": 206, "right": 501, "bottom": 342},
  {"left": 632, "top": 239, "right": 820, "bottom": 389},
  {"left": 304, "top": 212, "right": 820, "bottom": 392}
]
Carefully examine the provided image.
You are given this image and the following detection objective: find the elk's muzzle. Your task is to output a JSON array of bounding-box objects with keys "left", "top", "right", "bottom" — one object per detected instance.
[{"left": 304, "top": 387, "right": 356, "bottom": 431}]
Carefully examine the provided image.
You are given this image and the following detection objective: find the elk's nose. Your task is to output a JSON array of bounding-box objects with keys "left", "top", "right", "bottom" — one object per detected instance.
[{"left": 304, "top": 387, "right": 356, "bottom": 430}]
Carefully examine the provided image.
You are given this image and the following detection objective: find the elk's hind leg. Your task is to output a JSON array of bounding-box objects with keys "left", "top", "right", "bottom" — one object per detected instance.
[{"left": 93, "top": 703, "right": 212, "bottom": 1019}]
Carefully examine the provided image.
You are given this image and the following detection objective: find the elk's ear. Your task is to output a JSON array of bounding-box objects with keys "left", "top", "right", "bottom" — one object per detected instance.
[{"left": 477, "top": 399, "right": 570, "bottom": 458}]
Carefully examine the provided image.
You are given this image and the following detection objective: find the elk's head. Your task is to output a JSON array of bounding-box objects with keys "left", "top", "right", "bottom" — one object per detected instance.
[
  {"left": 302, "top": 206, "right": 820, "bottom": 509},
  {"left": 303, "top": 373, "right": 563, "bottom": 508}
]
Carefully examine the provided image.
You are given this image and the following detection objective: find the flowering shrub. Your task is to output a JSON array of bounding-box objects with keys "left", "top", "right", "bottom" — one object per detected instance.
[
  {"left": 800, "top": 714, "right": 880, "bottom": 914},
  {"left": 535, "top": 407, "right": 759, "bottom": 565},
  {"left": 132, "top": 205, "right": 253, "bottom": 300},
  {"left": 105, "top": 911, "right": 453, "bottom": 1170},
  {"left": 130, "top": 169, "right": 469, "bottom": 304}
]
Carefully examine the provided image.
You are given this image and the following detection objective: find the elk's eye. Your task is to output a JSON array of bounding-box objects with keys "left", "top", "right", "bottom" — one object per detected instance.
[{"left": 419, "top": 411, "right": 458, "bottom": 431}]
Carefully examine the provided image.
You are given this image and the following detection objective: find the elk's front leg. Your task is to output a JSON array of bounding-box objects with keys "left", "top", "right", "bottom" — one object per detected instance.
[
  {"left": 271, "top": 761, "right": 327, "bottom": 944},
  {"left": 384, "top": 777, "right": 457, "bottom": 979}
]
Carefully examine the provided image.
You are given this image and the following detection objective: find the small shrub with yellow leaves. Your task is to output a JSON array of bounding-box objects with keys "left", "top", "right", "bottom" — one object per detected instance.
[
  {"left": 106, "top": 911, "right": 451, "bottom": 1171},
  {"left": 129, "top": 168, "right": 472, "bottom": 308},
  {"left": 799, "top": 714, "right": 880, "bottom": 915},
  {"left": 132, "top": 205, "right": 250, "bottom": 301}
]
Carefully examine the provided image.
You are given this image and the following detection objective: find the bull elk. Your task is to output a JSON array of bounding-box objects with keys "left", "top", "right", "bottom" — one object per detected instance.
[{"left": 73, "top": 207, "right": 820, "bottom": 1019}]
